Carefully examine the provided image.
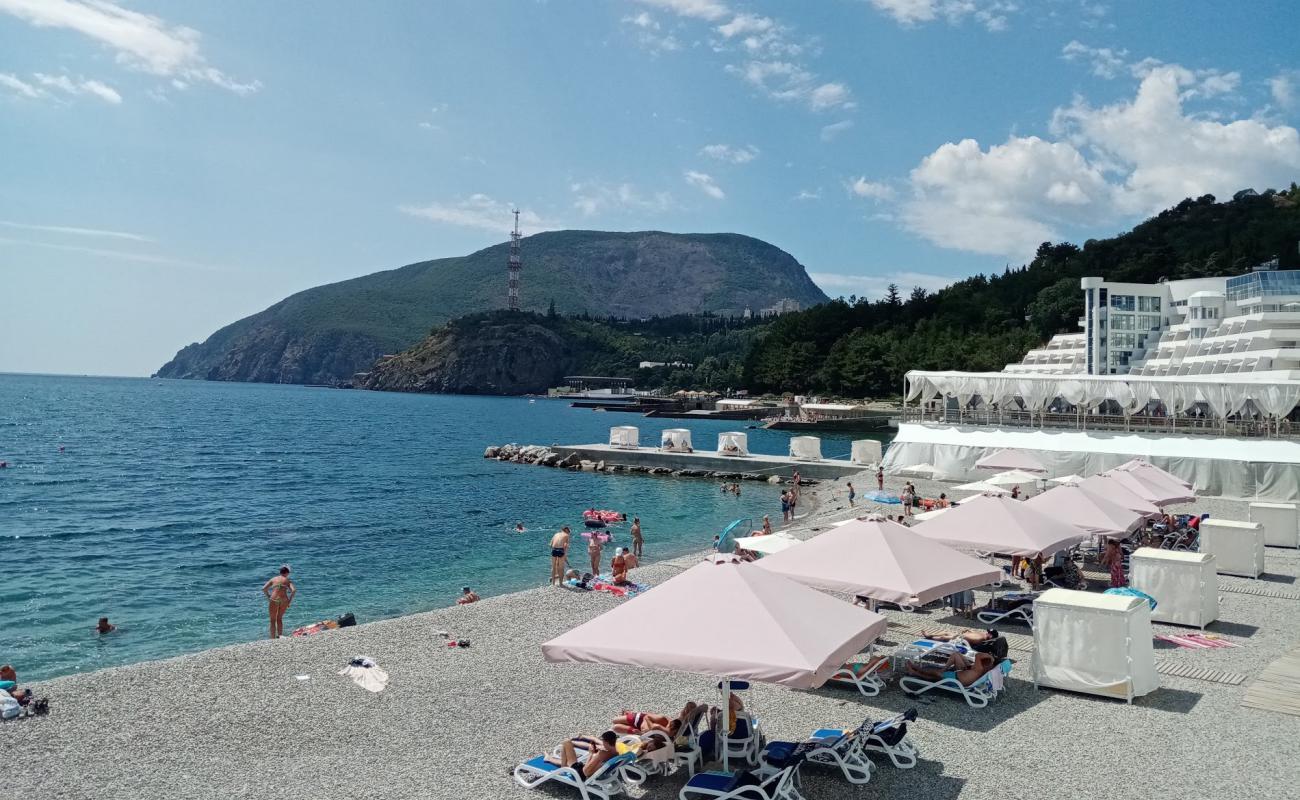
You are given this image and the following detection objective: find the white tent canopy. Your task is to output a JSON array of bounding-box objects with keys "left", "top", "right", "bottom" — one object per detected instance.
[
  {"left": 976, "top": 449, "right": 1048, "bottom": 474},
  {"left": 1032, "top": 588, "right": 1159, "bottom": 703},
  {"left": 789, "top": 436, "right": 822, "bottom": 461},
  {"left": 905, "top": 369, "right": 1300, "bottom": 421},
  {"left": 951, "top": 481, "right": 1012, "bottom": 495},
  {"left": 608, "top": 425, "right": 639, "bottom": 448},
  {"left": 660, "top": 428, "right": 692, "bottom": 451},
  {"left": 755, "top": 519, "right": 1001, "bottom": 606},
  {"left": 718, "top": 431, "right": 749, "bottom": 457},
  {"left": 912, "top": 493, "right": 1087, "bottom": 557}
]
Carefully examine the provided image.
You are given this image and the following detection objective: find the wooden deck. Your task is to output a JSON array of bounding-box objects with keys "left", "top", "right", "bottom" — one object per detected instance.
[{"left": 1242, "top": 643, "right": 1300, "bottom": 717}]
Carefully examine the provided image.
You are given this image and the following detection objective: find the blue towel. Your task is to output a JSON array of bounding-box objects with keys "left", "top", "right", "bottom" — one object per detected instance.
[{"left": 686, "top": 772, "right": 740, "bottom": 792}]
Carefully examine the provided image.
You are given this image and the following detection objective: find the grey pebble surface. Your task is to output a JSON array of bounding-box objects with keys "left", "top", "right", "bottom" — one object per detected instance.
[{"left": 6, "top": 475, "right": 1300, "bottom": 800}]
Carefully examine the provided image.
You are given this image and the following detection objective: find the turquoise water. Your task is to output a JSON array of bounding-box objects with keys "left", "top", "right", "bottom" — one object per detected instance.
[{"left": 1, "top": 375, "right": 884, "bottom": 680}]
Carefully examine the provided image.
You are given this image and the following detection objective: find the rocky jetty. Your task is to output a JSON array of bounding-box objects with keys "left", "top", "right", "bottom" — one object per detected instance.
[{"left": 483, "top": 443, "right": 813, "bottom": 484}]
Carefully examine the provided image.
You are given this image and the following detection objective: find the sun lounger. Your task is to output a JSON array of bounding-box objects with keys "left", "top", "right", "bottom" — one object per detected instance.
[
  {"left": 826, "top": 655, "right": 892, "bottom": 697},
  {"left": 976, "top": 593, "right": 1037, "bottom": 627},
  {"left": 756, "top": 718, "right": 875, "bottom": 785},
  {"left": 722, "top": 712, "right": 762, "bottom": 766},
  {"left": 899, "top": 657, "right": 1013, "bottom": 708},
  {"left": 860, "top": 709, "right": 920, "bottom": 769},
  {"left": 513, "top": 750, "right": 638, "bottom": 800},
  {"left": 678, "top": 753, "right": 806, "bottom": 800}
]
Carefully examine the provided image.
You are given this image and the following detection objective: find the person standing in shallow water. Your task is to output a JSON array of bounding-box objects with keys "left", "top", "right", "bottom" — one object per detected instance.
[
  {"left": 261, "top": 565, "right": 296, "bottom": 639},
  {"left": 588, "top": 531, "right": 604, "bottom": 576},
  {"left": 550, "top": 526, "right": 571, "bottom": 585},
  {"left": 630, "top": 517, "right": 643, "bottom": 558}
]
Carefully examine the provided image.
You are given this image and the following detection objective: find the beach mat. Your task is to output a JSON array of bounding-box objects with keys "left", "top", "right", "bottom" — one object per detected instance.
[{"left": 1156, "top": 633, "right": 1240, "bottom": 649}]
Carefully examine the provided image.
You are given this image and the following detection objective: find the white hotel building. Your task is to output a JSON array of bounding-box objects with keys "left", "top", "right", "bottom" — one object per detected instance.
[{"left": 885, "top": 261, "right": 1300, "bottom": 497}]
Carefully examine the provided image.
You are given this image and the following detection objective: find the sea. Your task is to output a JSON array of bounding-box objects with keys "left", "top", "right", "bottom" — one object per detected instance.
[{"left": 1, "top": 374, "right": 889, "bottom": 681}]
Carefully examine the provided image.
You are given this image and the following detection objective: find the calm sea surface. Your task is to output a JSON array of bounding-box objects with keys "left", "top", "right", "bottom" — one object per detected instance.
[{"left": 1, "top": 374, "right": 887, "bottom": 680}]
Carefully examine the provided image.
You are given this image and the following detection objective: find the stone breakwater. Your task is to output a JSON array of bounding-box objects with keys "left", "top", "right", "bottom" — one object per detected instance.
[{"left": 483, "top": 442, "right": 810, "bottom": 484}]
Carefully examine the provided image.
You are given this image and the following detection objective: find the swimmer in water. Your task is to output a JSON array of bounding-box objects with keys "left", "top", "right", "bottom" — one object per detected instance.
[{"left": 515, "top": 522, "right": 526, "bottom": 533}]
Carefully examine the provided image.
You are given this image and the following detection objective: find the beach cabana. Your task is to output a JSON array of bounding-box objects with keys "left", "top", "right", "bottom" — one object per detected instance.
[
  {"left": 717, "top": 431, "right": 749, "bottom": 457},
  {"left": 951, "top": 481, "right": 1012, "bottom": 495},
  {"left": 891, "top": 463, "right": 949, "bottom": 480},
  {"left": 733, "top": 533, "right": 800, "bottom": 555},
  {"left": 1128, "top": 548, "right": 1218, "bottom": 629},
  {"left": 789, "top": 436, "right": 822, "bottom": 461},
  {"left": 912, "top": 493, "right": 1087, "bottom": 557},
  {"left": 982, "top": 469, "right": 1043, "bottom": 487},
  {"left": 1249, "top": 501, "right": 1299, "bottom": 548},
  {"left": 850, "top": 439, "right": 882, "bottom": 466},
  {"left": 1199, "top": 519, "right": 1266, "bottom": 578},
  {"left": 1074, "top": 475, "right": 1163, "bottom": 518},
  {"left": 608, "top": 425, "right": 639, "bottom": 449},
  {"left": 542, "top": 554, "right": 887, "bottom": 769},
  {"left": 660, "top": 428, "right": 692, "bottom": 452},
  {"left": 1024, "top": 485, "right": 1143, "bottom": 539},
  {"left": 754, "top": 519, "right": 1000, "bottom": 607},
  {"left": 976, "top": 448, "right": 1048, "bottom": 474},
  {"left": 1032, "top": 588, "right": 1159, "bottom": 703}
]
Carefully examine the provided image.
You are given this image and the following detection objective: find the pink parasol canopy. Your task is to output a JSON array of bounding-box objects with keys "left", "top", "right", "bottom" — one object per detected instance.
[
  {"left": 542, "top": 554, "right": 887, "bottom": 688},
  {"left": 1025, "top": 484, "right": 1144, "bottom": 539},
  {"left": 1099, "top": 468, "right": 1195, "bottom": 507},
  {"left": 1112, "top": 459, "right": 1193, "bottom": 490},
  {"left": 911, "top": 493, "right": 1087, "bottom": 557},
  {"left": 975, "top": 448, "right": 1049, "bottom": 474},
  {"left": 754, "top": 519, "right": 1001, "bottom": 605},
  {"left": 1073, "top": 475, "right": 1163, "bottom": 517}
]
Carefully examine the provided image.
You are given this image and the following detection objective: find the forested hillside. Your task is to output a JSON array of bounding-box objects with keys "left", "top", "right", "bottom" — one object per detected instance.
[{"left": 743, "top": 187, "right": 1300, "bottom": 397}]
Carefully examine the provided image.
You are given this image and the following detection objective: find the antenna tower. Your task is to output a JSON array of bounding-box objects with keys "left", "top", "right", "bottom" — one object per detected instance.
[{"left": 507, "top": 209, "right": 522, "bottom": 311}]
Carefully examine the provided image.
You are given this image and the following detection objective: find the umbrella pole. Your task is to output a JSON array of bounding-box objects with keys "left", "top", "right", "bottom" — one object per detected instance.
[{"left": 721, "top": 677, "right": 731, "bottom": 772}]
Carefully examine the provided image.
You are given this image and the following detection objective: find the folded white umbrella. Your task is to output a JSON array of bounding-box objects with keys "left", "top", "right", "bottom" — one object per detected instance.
[
  {"left": 912, "top": 493, "right": 1087, "bottom": 557},
  {"left": 733, "top": 533, "right": 801, "bottom": 555},
  {"left": 755, "top": 519, "right": 1001, "bottom": 606},
  {"left": 975, "top": 448, "right": 1048, "bottom": 474},
  {"left": 952, "top": 481, "right": 1013, "bottom": 495},
  {"left": 983, "top": 469, "right": 1045, "bottom": 487}
]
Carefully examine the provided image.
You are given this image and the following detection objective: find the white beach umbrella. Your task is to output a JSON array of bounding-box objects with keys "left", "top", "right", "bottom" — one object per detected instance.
[
  {"left": 952, "top": 481, "right": 1013, "bottom": 495},
  {"left": 733, "top": 533, "right": 801, "bottom": 555},
  {"left": 983, "top": 469, "right": 1045, "bottom": 487},
  {"left": 1050, "top": 474, "right": 1085, "bottom": 485},
  {"left": 913, "top": 506, "right": 952, "bottom": 521},
  {"left": 892, "top": 463, "right": 949, "bottom": 480},
  {"left": 975, "top": 448, "right": 1049, "bottom": 474},
  {"left": 542, "top": 554, "right": 886, "bottom": 770}
]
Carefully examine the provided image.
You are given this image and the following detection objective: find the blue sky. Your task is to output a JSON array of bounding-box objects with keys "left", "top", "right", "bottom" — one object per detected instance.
[{"left": 2, "top": 0, "right": 1299, "bottom": 376}]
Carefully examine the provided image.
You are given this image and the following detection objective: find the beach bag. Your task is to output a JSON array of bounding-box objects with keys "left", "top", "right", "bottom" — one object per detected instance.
[
  {"left": 1, "top": 692, "right": 19, "bottom": 720},
  {"left": 971, "top": 635, "right": 1009, "bottom": 661},
  {"left": 337, "top": 612, "right": 357, "bottom": 628}
]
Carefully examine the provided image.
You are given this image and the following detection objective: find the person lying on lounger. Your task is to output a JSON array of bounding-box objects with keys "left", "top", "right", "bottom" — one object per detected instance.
[
  {"left": 546, "top": 731, "right": 619, "bottom": 777},
  {"left": 612, "top": 702, "right": 697, "bottom": 735},
  {"left": 920, "top": 628, "right": 998, "bottom": 644},
  {"left": 906, "top": 651, "right": 996, "bottom": 686},
  {"left": 835, "top": 654, "right": 890, "bottom": 678}
]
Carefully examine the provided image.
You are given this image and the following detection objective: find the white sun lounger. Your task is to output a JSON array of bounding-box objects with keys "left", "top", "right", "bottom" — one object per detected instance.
[
  {"left": 825, "top": 656, "right": 892, "bottom": 697},
  {"left": 860, "top": 709, "right": 920, "bottom": 769},
  {"left": 513, "top": 750, "right": 639, "bottom": 800},
  {"left": 899, "top": 658, "right": 1013, "bottom": 708},
  {"left": 976, "top": 597, "right": 1036, "bottom": 628},
  {"left": 678, "top": 758, "right": 805, "bottom": 800},
  {"left": 756, "top": 719, "right": 875, "bottom": 785}
]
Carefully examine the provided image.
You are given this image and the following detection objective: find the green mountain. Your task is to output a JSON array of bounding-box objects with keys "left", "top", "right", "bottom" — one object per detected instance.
[
  {"left": 743, "top": 187, "right": 1300, "bottom": 397},
  {"left": 155, "top": 230, "right": 828, "bottom": 385}
]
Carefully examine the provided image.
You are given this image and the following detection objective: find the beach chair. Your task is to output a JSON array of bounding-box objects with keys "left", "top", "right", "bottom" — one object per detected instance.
[
  {"left": 860, "top": 709, "right": 920, "bottom": 769},
  {"left": 976, "top": 593, "right": 1036, "bottom": 628},
  {"left": 899, "top": 656, "right": 1013, "bottom": 709},
  {"left": 678, "top": 751, "right": 807, "bottom": 800},
  {"left": 513, "top": 750, "right": 638, "bottom": 800},
  {"left": 825, "top": 655, "right": 892, "bottom": 697},
  {"left": 756, "top": 718, "right": 876, "bottom": 785},
  {"left": 724, "top": 711, "right": 762, "bottom": 767}
]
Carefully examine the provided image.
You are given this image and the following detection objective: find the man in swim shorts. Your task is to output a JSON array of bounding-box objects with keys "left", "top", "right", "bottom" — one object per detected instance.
[
  {"left": 630, "top": 517, "right": 643, "bottom": 558},
  {"left": 550, "top": 526, "right": 571, "bottom": 586}
]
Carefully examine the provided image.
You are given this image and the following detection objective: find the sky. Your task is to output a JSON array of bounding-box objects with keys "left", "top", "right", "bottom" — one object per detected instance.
[{"left": 2, "top": 0, "right": 1299, "bottom": 376}]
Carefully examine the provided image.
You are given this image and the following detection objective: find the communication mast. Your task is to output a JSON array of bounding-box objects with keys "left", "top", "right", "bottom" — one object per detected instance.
[{"left": 507, "top": 209, "right": 522, "bottom": 311}]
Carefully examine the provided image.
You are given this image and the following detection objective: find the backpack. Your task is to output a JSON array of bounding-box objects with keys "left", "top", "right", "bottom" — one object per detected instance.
[{"left": 972, "top": 635, "right": 1009, "bottom": 661}]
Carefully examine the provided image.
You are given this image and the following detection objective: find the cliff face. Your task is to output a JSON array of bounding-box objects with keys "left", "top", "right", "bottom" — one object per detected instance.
[
  {"left": 155, "top": 230, "right": 828, "bottom": 386},
  {"left": 360, "top": 316, "right": 576, "bottom": 395}
]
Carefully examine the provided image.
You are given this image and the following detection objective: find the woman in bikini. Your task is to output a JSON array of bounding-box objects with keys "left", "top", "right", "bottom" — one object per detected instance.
[
  {"left": 611, "top": 702, "right": 697, "bottom": 735},
  {"left": 261, "top": 565, "right": 296, "bottom": 639}
]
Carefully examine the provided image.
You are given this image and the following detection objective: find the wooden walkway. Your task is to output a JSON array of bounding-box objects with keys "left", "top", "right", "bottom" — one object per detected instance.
[{"left": 1242, "top": 643, "right": 1300, "bottom": 717}]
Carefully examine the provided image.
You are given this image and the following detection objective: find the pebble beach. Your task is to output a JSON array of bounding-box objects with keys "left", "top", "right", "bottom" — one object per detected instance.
[{"left": 6, "top": 474, "right": 1300, "bottom": 800}]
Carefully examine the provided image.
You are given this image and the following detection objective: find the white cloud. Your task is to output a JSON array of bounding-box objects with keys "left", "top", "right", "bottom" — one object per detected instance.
[
  {"left": 1061, "top": 40, "right": 1127, "bottom": 79},
  {"left": 726, "top": 59, "right": 855, "bottom": 111},
  {"left": 864, "top": 0, "right": 1018, "bottom": 32},
  {"left": 684, "top": 170, "right": 725, "bottom": 199},
  {"left": 621, "top": 10, "right": 681, "bottom": 53},
  {"left": 0, "top": 73, "right": 42, "bottom": 98},
  {"left": 635, "top": 0, "right": 730, "bottom": 21},
  {"left": 569, "top": 181, "right": 675, "bottom": 216},
  {"left": 847, "top": 176, "right": 896, "bottom": 201},
  {"left": 793, "top": 188, "right": 822, "bottom": 201},
  {"left": 1272, "top": 71, "right": 1298, "bottom": 110},
  {"left": 0, "top": 220, "right": 151, "bottom": 241},
  {"left": 700, "top": 143, "right": 759, "bottom": 164},
  {"left": 623, "top": 12, "right": 659, "bottom": 29},
  {"left": 891, "top": 63, "right": 1300, "bottom": 259},
  {"left": 809, "top": 270, "right": 954, "bottom": 299},
  {"left": 716, "top": 13, "right": 772, "bottom": 38},
  {"left": 0, "top": 0, "right": 258, "bottom": 94},
  {"left": 0, "top": 235, "right": 211, "bottom": 269},
  {"left": 820, "top": 120, "right": 854, "bottom": 141},
  {"left": 399, "top": 195, "right": 556, "bottom": 233},
  {"left": 1, "top": 71, "right": 121, "bottom": 103}
]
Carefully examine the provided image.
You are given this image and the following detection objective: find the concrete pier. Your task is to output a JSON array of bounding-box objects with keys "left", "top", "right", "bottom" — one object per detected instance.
[{"left": 552, "top": 443, "right": 866, "bottom": 481}]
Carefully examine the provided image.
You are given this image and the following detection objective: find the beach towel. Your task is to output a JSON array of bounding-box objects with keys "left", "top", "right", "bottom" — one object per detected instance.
[
  {"left": 863, "top": 490, "right": 901, "bottom": 504},
  {"left": 1155, "top": 633, "right": 1240, "bottom": 649},
  {"left": 339, "top": 656, "right": 390, "bottom": 692},
  {"left": 986, "top": 662, "right": 1006, "bottom": 693},
  {"left": 593, "top": 575, "right": 650, "bottom": 598}
]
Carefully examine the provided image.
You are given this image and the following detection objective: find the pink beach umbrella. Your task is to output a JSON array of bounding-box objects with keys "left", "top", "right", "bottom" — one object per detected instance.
[
  {"left": 542, "top": 553, "right": 887, "bottom": 770},
  {"left": 911, "top": 493, "right": 1087, "bottom": 557},
  {"left": 1100, "top": 468, "right": 1195, "bottom": 507},
  {"left": 1112, "top": 459, "right": 1193, "bottom": 490},
  {"left": 754, "top": 519, "right": 1001, "bottom": 607},
  {"left": 1072, "top": 475, "right": 1163, "bottom": 518},
  {"left": 1025, "top": 484, "right": 1144, "bottom": 539}
]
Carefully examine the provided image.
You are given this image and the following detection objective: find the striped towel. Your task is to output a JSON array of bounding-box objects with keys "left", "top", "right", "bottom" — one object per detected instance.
[{"left": 1155, "top": 634, "right": 1240, "bottom": 649}]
